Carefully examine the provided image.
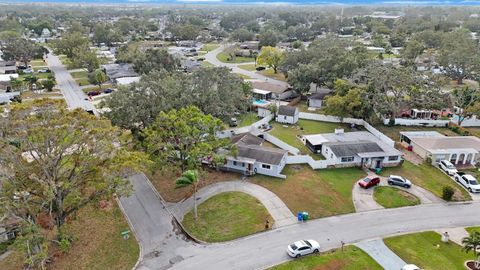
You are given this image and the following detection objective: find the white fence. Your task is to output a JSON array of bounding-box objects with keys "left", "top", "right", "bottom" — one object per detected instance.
[
  {"left": 382, "top": 116, "right": 480, "bottom": 127},
  {"left": 299, "top": 112, "right": 395, "bottom": 148},
  {"left": 286, "top": 155, "right": 330, "bottom": 169},
  {"left": 263, "top": 133, "right": 300, "bottom": 155}
]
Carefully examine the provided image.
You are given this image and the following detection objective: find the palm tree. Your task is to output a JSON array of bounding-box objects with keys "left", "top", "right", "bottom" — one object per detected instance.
[
  {"left": 176, "top": 170, "right": 200, "bottom": 220},
  {"left": 462, "top": 231, "right": 480, "bottom": 263},
  {"left": 9, "top": 77, "right": 24, "bottom": 92},
  {"left": 23, "top": 75, "right": 38, "bottom": 91}
]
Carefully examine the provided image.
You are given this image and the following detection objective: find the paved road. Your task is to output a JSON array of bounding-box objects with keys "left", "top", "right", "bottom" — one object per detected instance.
[
  {"left": 170, "top": 180, "right": 296, "bottom": 228},
  {"left": 355, "top": 239, "right": 407, "bottom": 270},
  {"left": 204, "top": 44, "right": 289, "bottom": 87},
  {"left": 120, "top": 173, "right": 480, "bottom": 270},
  {"left": 44, "top": 50, "right": 95, "bottom": 113}
]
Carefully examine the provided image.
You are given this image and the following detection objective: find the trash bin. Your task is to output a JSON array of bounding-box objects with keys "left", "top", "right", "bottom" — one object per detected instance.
[
  {"left": 297, "top": 212, "right": 303, "bottom": 221},
  {"left": 302, "top": 212, "right": 309, "bottom": 221},
  {"left": 375, "top": 168, "right": 382, "bottom": 174}
]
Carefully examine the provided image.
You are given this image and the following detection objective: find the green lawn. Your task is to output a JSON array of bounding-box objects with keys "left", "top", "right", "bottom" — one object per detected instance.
[
  {"left": 182, "top": 192, "right": 272, "bottom": 242},
  {"left": 270, "top": 245, "right": 382, "bottom": 270},
  {"left": 379, "top": 161, "right": 471, "bottom": 201},
  {"left": 384, "top": 231, "right": 471, "bottom": 270},
  {"left": 251, "top": 165, "right": 366, "bottom": 219},
  {"left": 238, "top": 112, "right": 259, "bottom": 127},
  {"left": 82, "top": 84, "right": 114, "bottom": 93},
  {"left": 269, "top": 120, "right": 353, "bottom": 158},
  {"left": 70, "top": 70, "right": 88, "bottom": 79},
  {"left": 217, "top": 51, "right": 255, "bottom": 63},
  {"left": 0, "top": 203, "right": 138, "bottom": 270},
  {"left": 373, "top": 186, "right": 420, "bottom": 208},
  {"left": 259, "top": 68, "right": 287, "bottom": 81},
  {"left": 76, "top": 78, "right": 90, "bottom": 86},
  {"left": 200, "top": 43, "right": 220, "bottom": 52},
  {"left": 19, "top": 72, "right": 53, "bottom": 80},
  {"left": 238, "top": 64, "right": 257, "bottom": 71},
  {"left": 466, "top": 227, "right": 480, "bottom": 234},
  {"left": 58, "top": 55, "right": 74, "bottom": 67}
]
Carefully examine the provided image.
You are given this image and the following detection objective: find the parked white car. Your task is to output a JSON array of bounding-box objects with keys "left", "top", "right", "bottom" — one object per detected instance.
[
  {"left": 402, "top": 264, "right": 421, "bottom": 270},
  {"left": 438, "top": 160, "right": 458, "bottom": 176},
  {"left": 286, "top": 240, "right": 320, "bottom": 258},
  {"left": 455, "top": 172, "right": 480, "bottom": 193}
]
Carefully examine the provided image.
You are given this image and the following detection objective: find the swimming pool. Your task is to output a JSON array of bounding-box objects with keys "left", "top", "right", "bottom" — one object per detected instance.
[{"left": 252, "top": 99, "right": 269, "bottom": 106}]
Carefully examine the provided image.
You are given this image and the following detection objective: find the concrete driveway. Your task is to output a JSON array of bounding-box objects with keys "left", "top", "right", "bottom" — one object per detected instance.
[
  {"left": 119, "top": 174, "right": 480, "bottom": 270},
  {"left": 355, "top": 239, "right": 407, "bottom": 270}
]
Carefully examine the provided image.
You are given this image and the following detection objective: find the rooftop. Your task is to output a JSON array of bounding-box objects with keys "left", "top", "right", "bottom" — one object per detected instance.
[
  {"left": 237, "top": 144, "right": 287, "bottom": 165},
  {"left": 278, "top": 105, "right": 297, "bottom": 117},
  {"left": 324, "top": 141, "right": 384, "bottom": 157}
]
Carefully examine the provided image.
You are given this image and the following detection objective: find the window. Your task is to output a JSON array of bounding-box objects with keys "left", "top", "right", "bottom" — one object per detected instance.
[
  {"left": 388, "top": 156, "right": 398, "bottom": 161},
  {"left": 262, "top": 164, "right": 271, "bottom": 169},
  {"left": 284, "top": 116, "right": 287, "bottom": 120},
  {"left": 233, "top": 161, "right": 237, "bottom": 166},
  {"left": 241, "top": 162, "right": 245, "bottom": 167},
  {"left": 341, "top": 156, "right": 354, "bottom": 162}
]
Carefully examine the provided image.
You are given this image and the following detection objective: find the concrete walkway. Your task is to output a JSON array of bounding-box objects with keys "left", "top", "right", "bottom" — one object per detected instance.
[
  {"left": 170, "top": 181, "right": 297, "bottom": 228},
  {"left": 355, "top": 239, "right": 407, "bottom": 270},
  {"left": 434, "top": 227, "right": 469, "bottom": 245}
]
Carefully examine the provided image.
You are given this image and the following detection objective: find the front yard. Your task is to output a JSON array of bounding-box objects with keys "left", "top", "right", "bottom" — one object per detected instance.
[
  {"left": 270, "top": 245, "right": 382, "bottom": 270},
  {"left": 70, "top": 70, "right": 90, "bottom": 86},
  {"left": 384, "top": 231, "right": 470, "bottom": 270},
  {"left": 147, "top": 168, "right": 239, "bottom": 203},
  {"left": 251, "top": 165, "right": 366, "bottom": 218},
  {"left": 373, "top": 186, "right": 420, "bottom": 208},
  {"left": 379, "top": 161, "right": 471, "bottom": 201},
  {"left": 217, "top": 51, "right": 255, "bottom": 63},
  {"left": 0, "top": 203, "right": 138, "bottom": 270},
  {"left": 182, "top": 192, "right": 272, "bottom": 242},
  {"left": 268, "top": 119, "right": 354, "bottom": 158}
]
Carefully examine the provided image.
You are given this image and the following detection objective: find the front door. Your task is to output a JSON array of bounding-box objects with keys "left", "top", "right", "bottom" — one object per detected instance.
[
  {"left": 375, "top": 159, "right": 382, "bottom": 168},
  {"left": 247, "top": 163, "right": 252, "bottom": 174}
]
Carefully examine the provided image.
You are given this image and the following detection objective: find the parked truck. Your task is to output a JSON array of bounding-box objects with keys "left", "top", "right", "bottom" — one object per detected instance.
[{"left": 454, "top": 172, "right": 480, "bottom": 193}]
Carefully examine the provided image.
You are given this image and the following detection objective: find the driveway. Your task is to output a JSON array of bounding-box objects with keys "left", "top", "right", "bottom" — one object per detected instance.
[
  {"left": 44, "top": 50, "right": 95, "bottom": 113},
  {"left": 120, "top": 174, "right": 480, "bottom": 270},
  {"left": 204, "top": 44, "right": 288, "bottom": 87},
  {"left": 170, "top": 180, "right": 297, "bottom": 228},
  {"left": 355, "top": 239, "right": 407, "bottom": 270},
  {"left": 378, "top": 176, "right": 443, "bottom": 204}
]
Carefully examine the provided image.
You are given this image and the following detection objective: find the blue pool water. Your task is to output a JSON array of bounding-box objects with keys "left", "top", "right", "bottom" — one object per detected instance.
[{"left": 253, "top": 99, "right": 269, "bottom": 106}]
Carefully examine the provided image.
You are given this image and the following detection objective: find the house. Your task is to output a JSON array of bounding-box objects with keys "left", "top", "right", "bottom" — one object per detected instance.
[
  {"left": 101, "top": 63, "right": 138, "bottom": 81},
  {"left": 0, "top": 61, "right": 17, "bottom": 74},
  {"left": 307, "top": 88, "right": 332, "bottom": 108},
  {"left": 251, "top": 81, "right": 294, "bottom": 101},
  {"left": 276, "top": 105, "right": 299, "bottom": 124},
  {"left": 400, "top": 131, "right": 480, "bottom": 166},
  {"left": 304, "top": 130, "right": 403, "bottom": 169},
  {"left": 239, "top": 41, "right": 260, "bottom": 51},
  {"left": 221, "top": 133, "right": 288, "bottom": 178}
]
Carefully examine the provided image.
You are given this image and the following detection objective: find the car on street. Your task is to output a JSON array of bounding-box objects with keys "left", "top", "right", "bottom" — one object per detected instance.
[
  {"left": 37, "top": 68, "right": 51, "bottom": 73},
  {"left": 358, "top": 175, "right": 380, "bottom": 189},
  {"left": 401, "top": 264, "right": 421, "bottom": 270},
  {"left": 455, "top": 172, "right": 480, "bottom": 193},
  {"left": 286, "top": 240, "right": 320, "bottom": 258},
  {"left": 438, "top": 160, "right": 457, "bottom": 176},
  {"left": 387, "top": 175, "right": 412, "bottom": 188}
]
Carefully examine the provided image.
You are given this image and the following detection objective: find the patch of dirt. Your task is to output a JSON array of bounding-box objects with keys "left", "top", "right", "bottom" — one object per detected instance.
[
  {"left": 147, "top": 168, "right": 240, "bottom": 203},
  {"left": 313, "top": 259, "right": 346, "bottom": 270}
]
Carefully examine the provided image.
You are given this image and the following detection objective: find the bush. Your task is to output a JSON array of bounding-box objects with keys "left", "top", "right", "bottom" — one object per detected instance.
[
  {"left": 388, "top": 118, "right": 395, "bottom": 126},
  {"left": 442, "top": 186, "right": 455, "bottom": 201}
]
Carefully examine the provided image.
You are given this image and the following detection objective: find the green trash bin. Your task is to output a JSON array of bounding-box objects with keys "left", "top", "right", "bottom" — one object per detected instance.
[
  {"left": 302, "top": 212, "right": 309, "bottom": 221},
  {"left": 375, "top": 167, "right": 382, "bottom": 174}
]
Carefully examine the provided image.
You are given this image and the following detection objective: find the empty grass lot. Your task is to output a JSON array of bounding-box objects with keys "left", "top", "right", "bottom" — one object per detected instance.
[
  {"left": 384, "top": 231, "right": 470, "bottom": 270},
  {"left": 373, "top": 186, "right": 420, "bottom": 208},
  {"left": 268, "top": 120, "right": 354, "bottom": 158},
  {"left": 217, "top": 51, "right": 255, "bottom": 63},
  {"left": 270, "top": 245, "right": 382, "bottom": 270},
  {"left": 0, "top": 203, "right": 138, "bottom": 270},
  {"left": 379, "top": 161, "right": 471, "bottom": 201},
  {"left": 251, "top": 165, "right": 366, "bottom": 219},
  {"left": 182, "top": 192, "right": 272, "bottom": 242}
]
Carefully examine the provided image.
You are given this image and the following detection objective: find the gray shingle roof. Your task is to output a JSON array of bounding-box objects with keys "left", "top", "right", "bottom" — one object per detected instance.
[
  {"left": 231, "top": 133, "right": 264, "bottom": 146},
  {"left": 278, "top": 105, "right": 297, "bottom": 117},
  {"left": 325, "top": 141, "right": 383, "bottom": 157},
  {"left": 237, "top": 145, "right": 287, "bottom": 165}
]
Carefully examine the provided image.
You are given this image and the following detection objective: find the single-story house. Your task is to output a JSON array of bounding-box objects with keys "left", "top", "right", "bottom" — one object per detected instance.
[
  {"left": 400, "top": 131, "right": 480, "bottom": 165},
  {"left": 308, "top": 88, "right": 332, "bottom": 108},
  {"left": 251, "top": 81, "right": 294, "bottom": 101},
  {"left": 221, "top": 133, "right": 288, "bottom": 178},
  {"left": 115, "top": 76, "right": 140, "bottom": 86},
  {"left": 276, "top": 105, "right": 299, "bottom": 124},
  {"left": 304, "top": 130, "right": 403, "bottom": 169},
  {"left": 239, "top": 41, "right": 260, "bottom": 51},
  {"left": 101, "top": 63, "right": 138, "bottom": 81}
]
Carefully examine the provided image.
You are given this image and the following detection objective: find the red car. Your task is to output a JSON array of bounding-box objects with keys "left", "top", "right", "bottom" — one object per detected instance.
[{"left": 358, "top": 176, "right": 380, "bottom": 189}]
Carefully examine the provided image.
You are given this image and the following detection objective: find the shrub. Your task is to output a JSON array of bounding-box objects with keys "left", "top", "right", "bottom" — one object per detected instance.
[{"left": 442, "top": 186, "right": 455, "bottom": 201}]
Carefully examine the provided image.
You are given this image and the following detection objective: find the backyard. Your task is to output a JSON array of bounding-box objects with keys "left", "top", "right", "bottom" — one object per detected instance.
[
  {"left": 270, "top": 245, "right": 382, "bottom": 270},
  {"left": 0, "top": 203, "right": 139, "bottom": 270},
  {"left": 384, "top": 231, "right": 471, "bottom": 270},
  {"left": 251, "top": 165, "right": 366, "bottom": 218},
  {"left": 268, "top": 119, "right": 355, "bottom": 158},
  {"left": 379, "top": 161, "right": 471, "bottom": 201},
  {"left": 373, "top": 186, "right": 420, "bottom": 208},
  {"left": 374, "top": 125, "right": 458, "bottom": 141},
  {"left": 182, "top": 192, "right": 272, "bottom": 242}
]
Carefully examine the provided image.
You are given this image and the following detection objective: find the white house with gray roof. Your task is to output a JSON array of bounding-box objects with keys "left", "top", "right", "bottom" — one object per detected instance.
[
  {"left": 400, "top": 131, "right": 480, "bottom": 165},
  {"left": 276, "top": 105, "right": 299, "bottom": 124},
  {"left": 304, "top": 130, "right": 403, "bottom": 169},
  {"left": 221, "top": 133, "right": 288, "bottom": 178}
]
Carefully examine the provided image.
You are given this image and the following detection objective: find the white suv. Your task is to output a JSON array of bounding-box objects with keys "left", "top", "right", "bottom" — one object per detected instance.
[
  {"left": 457, "top": 173, "right": 480, "bottom": 193},
  {"left": 438, "top": 160, "right": 458, "bottom": 176}
]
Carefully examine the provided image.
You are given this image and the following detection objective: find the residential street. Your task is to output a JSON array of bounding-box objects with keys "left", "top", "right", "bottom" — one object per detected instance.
[
  {"left": 44, "top": 50, "right": 95, "bottom": 113},
  {"left": 120, "top": 173, "right": 480, "bottom": 270},
  {"left": 204, "top": 44, "right": 289, "bottom": 88}
]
